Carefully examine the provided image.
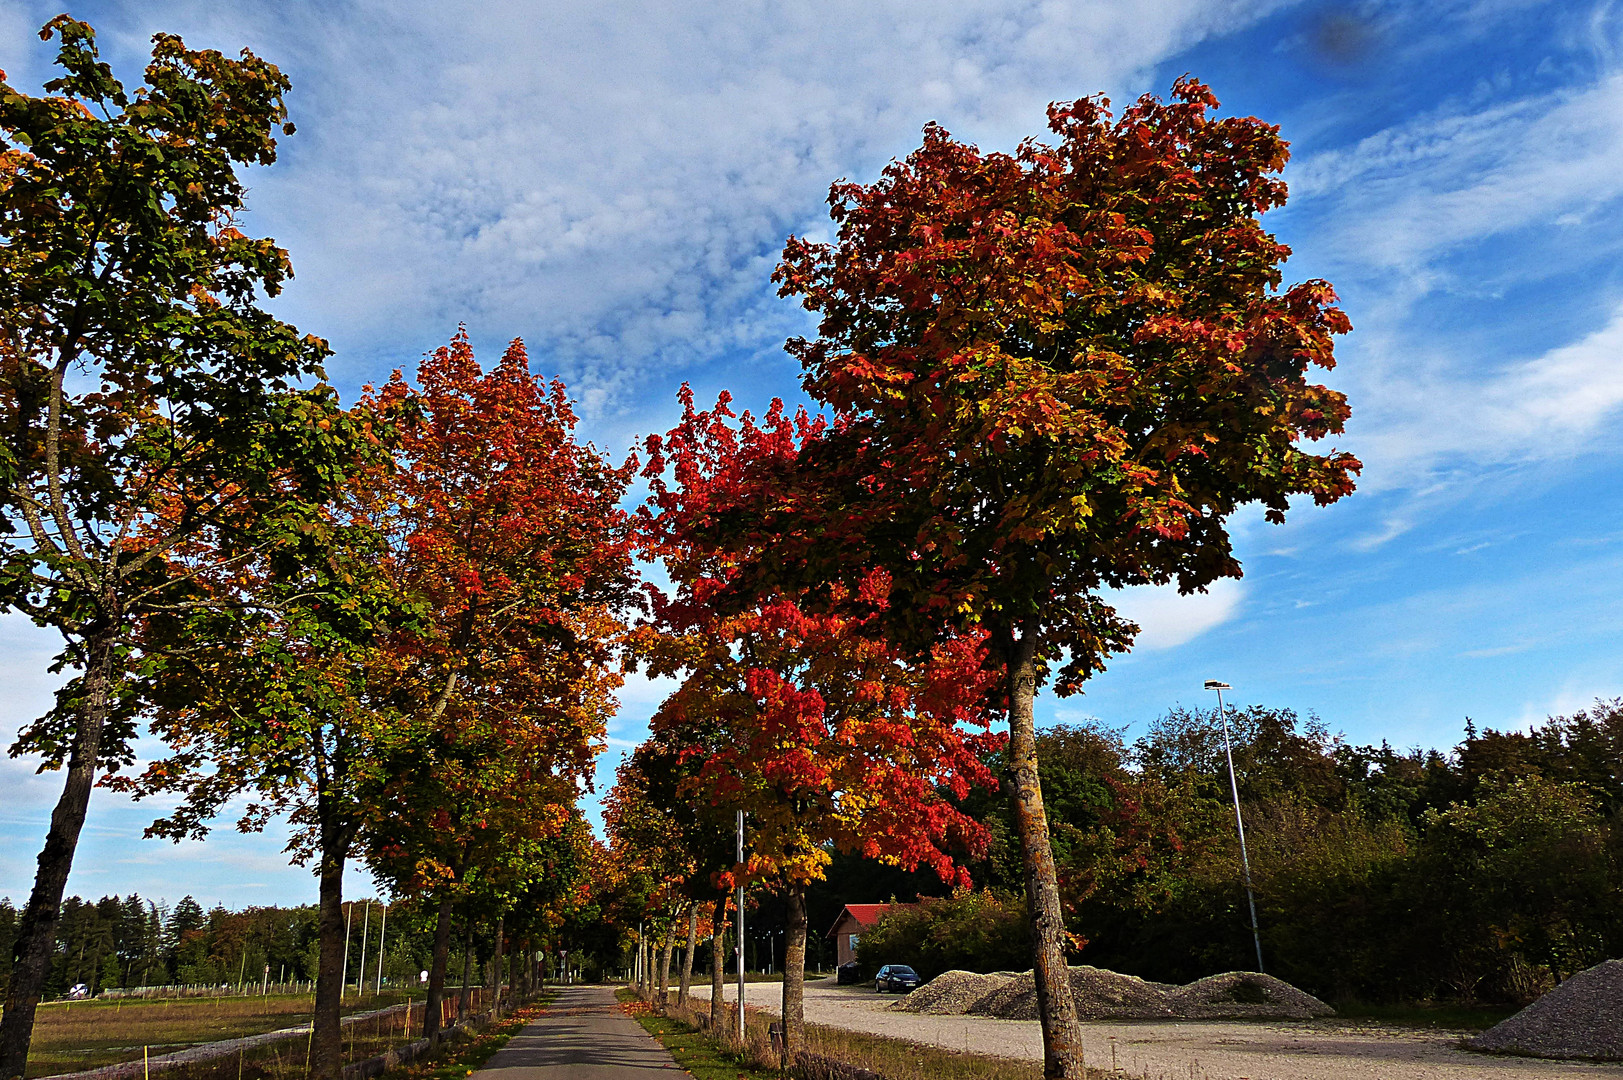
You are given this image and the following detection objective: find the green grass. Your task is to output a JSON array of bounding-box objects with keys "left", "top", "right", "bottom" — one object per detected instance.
[
  {"left": 1330, "top": 1001, "right": 1519, "bottom": 1031},
  {"left": 617, "top": 990, "right": 781, "bottom": 1080}
]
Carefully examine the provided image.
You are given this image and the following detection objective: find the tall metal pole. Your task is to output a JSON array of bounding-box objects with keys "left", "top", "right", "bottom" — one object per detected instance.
[
  {"left": 1208, "top": 681, "right": 1264, "bottom": 973},
  {"left": 375, "top": 903, "right": 388, "bottom": 994},
  {"left": 356, "top": 902, "right": 370, "bottom": 998},
  {"left": 735, "top": 809, "right": 746, "bottom": 1043},
  {"left": 340, "top": 903, "right": 353, "bottom": 1001}
]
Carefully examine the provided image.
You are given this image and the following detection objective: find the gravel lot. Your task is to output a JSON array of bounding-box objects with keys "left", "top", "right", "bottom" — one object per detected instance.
[{"left": 690, "top": 981, "right": 1623, "bottom": 1080}]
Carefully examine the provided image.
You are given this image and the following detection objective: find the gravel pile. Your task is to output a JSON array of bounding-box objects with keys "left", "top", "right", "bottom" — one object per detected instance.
[
  {"left": 1168, "top": 972, "right": 1333, "bottom": 1019},
  {"left": 1467, "top": 959, "right": 1623, "bottom": 1061},
  {"left": 897, "top": 970, "right": 1015, "bottom": 1016},
  {"left": 1070, "top": 966, "right": 1178, "bottom": 1019},
  {"left": 967, "top": 974, "right": 1042, "bottom": 1020},
  {"left": 904, "top": 966, "right": 1332, "bottom": 1022},
  {"left": 963, "top": 967, "right": 1177, "bottom": 1021}
]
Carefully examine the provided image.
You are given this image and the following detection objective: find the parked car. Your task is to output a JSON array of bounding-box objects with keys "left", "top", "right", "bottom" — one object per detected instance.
[
  {"left": 875, "top": 964, "right": 920, "bottom": 993},
  {"left": 837, "top": 960, "right": 863, "bottom": 985}
]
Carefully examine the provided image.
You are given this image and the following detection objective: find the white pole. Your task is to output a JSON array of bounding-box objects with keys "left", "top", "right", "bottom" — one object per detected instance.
[
  {"left": 735, "top": 809, "right": 746, "bottom": 1043},
  {"left": 1212, "top": 684, "right": 1265, "bottom": 973},
  {"left": 357, "top": 902, "right": 370, "bottom": 999},
  {"left": 376, "top": 904, "right": 388, "bottom": 994},
  {"left": 340, "top": 903, "right": 353, "bottom": 1001}
]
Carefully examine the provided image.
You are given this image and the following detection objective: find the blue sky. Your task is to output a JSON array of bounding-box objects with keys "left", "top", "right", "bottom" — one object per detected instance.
[{"left": 4, "top": 0, "right": 1623, "bottom": 910}]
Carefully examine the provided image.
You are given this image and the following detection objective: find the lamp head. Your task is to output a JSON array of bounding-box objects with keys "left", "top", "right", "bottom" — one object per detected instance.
[{"left": 1204, "top": 680, "right": 1231, "bottom": 691}]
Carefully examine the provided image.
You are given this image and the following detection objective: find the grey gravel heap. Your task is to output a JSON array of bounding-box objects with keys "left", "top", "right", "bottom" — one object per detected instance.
[
  {"left": 1467, "top": 959, "right": 1623, "bottom": 1061},
  {"left": 897, "top": 965, "right": 1332, "bottom": 1021}
]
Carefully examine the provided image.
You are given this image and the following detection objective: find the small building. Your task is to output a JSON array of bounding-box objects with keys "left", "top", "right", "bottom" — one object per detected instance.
[{"left": 827, "top": 903, "right": 911, "bottom": 968}]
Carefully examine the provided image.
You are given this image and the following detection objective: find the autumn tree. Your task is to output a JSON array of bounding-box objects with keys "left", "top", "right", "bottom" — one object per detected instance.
[
  {"left": 639, "top": 390, "right": 1003, "bottom": 1060},
  {"left": 604, "top": 740, "right": 737, "bottom": 1009},
  {"left": 366, "top": 715, "right": 582, "bottom": 1040},
  {"left": 0, "top": 20, "right": 359, "bottom": 1074},
  {"left": 686, "top": 80, "right": 1360, "bottom": 1077},
  {"left": 357, "top": 332, "right": 637, "bottom": 1037},
  {"left": 118, "top": 489, "right": 409, "bottom": 1080}
]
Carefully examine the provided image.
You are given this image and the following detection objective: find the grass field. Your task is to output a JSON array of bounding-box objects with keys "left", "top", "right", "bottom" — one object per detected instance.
[{"left": 27, "top": 991, "right": 415, "bottom": 1077}]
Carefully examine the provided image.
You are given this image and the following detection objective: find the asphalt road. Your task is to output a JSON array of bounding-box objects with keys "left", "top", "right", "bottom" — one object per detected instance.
[{"left": 473, "top": 985, "right": 686, "bottom": 1080}]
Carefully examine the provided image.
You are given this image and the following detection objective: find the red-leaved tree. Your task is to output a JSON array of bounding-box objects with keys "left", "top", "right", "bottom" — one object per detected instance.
[
  {"left": 684, "top": 81, "right": 1359, "bottom": 1078},
  {"left": 359, "top": 331, "right": 638, "bottom": 1039},
  {"left": 638, "top": 388, "right": 1004, "bottom": 1059}
]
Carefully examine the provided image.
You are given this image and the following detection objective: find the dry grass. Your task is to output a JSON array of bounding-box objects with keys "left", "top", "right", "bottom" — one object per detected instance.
[
  {"left": 642, "top": 993, "right": 1110, "bottom": 1080},
  {"left": 802, "top": 1022, "right": 1043, "bottom": 1080},
  {"left": 25, "top": 991, "right": 444, "bottom": 1078}
]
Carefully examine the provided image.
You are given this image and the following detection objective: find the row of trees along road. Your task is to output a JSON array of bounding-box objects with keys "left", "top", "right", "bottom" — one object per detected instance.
[
  {"left": 0, "top": 20, "right": 633, "bottom": 1080},
  {"left": 0, "top": 18, "right": 1366, "bottom": 1080},
  {"left": 610, "top": 80, "right": 1359, "bottom": 1078}
]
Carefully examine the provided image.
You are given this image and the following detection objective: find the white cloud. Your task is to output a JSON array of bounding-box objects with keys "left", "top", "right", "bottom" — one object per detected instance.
[
  {"left": 6, "top": 0, "right": 1288, "bottom": 414},
  {"left": 1347, "top": 303, "right": 1623, "bottom": 490},
  {"left": 1292, "top": 73, "right": 1623, "bottom": 285},
  {"left": 1274, "top": 46, "right": 1623, "bottom": 494},
  {"left": 1105, "top": 578, "right": 1245, "bottom": 650}
]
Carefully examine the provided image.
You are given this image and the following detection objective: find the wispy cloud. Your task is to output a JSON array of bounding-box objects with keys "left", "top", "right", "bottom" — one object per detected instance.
[
  {"left": 1293, "top": 72, "right": 1623, "bottom": 286},
  {"left": 0, "top": 0, "right": 1290, "bottom": 415}
]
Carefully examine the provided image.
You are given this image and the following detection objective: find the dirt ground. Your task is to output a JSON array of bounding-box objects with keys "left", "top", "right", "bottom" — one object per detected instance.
[{"left": 690, "top": 980, "right": 1623, "bottom": 1080}]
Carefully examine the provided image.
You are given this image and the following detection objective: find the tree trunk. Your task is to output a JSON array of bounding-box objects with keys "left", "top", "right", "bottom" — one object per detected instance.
[
  {"left": 457, "top": 915, "right": 474, "bottom": 1019},
  {"left": 0, "top": 627, "right": 116, "bottom": 1080},
  {"left": 1007, "top": 629, "right": 1084, "bottom": 1080},
  {"left": 677, "top": 902, "right": 698, "bottom": 1008},
  {"left": 493, "top": 917, "right": 504, "bottom": 1010},
  {"left": 781, "top": 882, "right": 808, "bottom": 1066},
  {"left": 309, "top": 842, "right": 347, "bottom": 1080},
  {"left": 658, "top": 920, "right": 674, "bottom": 1005},
  {"left": 422, "top": 893, "right": 454, "bottom": 1043},
  {"left": 708, "top": 897, "right": 726, "bottom": 1031}
]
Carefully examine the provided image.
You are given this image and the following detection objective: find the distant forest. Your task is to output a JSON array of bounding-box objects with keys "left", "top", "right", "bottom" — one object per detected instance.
[
  {"left": 6, "top": 701, "right": 1618, "bottom": 1005},
  {"left": 0, "top": 894, "right": 495, "bottom": 999},
  {"left": 849, "top": 701, "right": 1623, "bottom": 1005}
]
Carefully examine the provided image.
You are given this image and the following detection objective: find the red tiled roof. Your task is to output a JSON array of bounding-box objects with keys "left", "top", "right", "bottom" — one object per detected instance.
[{"left": 826, "top": 903, "right": 911, "bottom": 938}]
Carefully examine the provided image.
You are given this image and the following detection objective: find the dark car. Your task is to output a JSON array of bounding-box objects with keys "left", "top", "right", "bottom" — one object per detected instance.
[
  {"left": 875, "top": 964, "right": 921, "bottom": 993},
  {"left": 836, "top": 960, "right": 863, "bottom": 985}
]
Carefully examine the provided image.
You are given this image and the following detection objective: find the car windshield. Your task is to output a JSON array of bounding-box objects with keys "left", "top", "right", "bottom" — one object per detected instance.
[{"left": 891, "top": 966, "right": 917, "bottom": 976}]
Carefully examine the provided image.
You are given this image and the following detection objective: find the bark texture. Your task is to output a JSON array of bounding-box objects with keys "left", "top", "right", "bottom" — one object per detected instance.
[
  {"left": 310, "top": 848, "right": 347, "bottom": 1080},
  {"left": 708, "top": 897, "right": 727, "bottom": 1030},
  {"left": 493, "top": 917, "right": 504, "bottom": 1009},
  {"left": 677, "top": 902, "right": 698, "bottom": 1007},
  {"left": 457, "top": 916, "right": 474, "bottom": 1019},
  {"left": 782, "top": 882, "right": 809, "bottom": 1065},
  {"left": 658, "top": 920, "right": 674, "bottom": 1004},
  {"left": 0, "top": 629, "right": 116, "bottom": 1080},
  {"left": 422, "top": 893, "right": 454, "bottom": 1043},
  {"left": 1007, "top": 631, "right": 1084, "bottom": 1079}
]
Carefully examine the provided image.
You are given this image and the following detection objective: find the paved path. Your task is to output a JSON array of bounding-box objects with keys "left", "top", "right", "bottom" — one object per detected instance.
[{"left": 474, "top": 985, "right": 687, "bottom": 1080}]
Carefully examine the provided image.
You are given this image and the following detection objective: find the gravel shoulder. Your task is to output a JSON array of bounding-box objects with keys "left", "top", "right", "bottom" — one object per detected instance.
[{"left": 691, "top": 982, "right": 1623, "bottom": 1080}]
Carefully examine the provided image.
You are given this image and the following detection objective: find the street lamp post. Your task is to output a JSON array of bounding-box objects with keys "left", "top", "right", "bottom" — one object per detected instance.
[
  {"left": 735, "top": 809, "right": 746, "bottom": 1043},
  {"left": 1204, "top": 679, "right": 1265, "bottom": 974}
]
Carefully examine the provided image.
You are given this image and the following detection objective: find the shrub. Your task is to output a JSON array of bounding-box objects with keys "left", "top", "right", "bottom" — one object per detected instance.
[{"left": 855, "top": 890, "right": 1028, "bottom": 980}]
